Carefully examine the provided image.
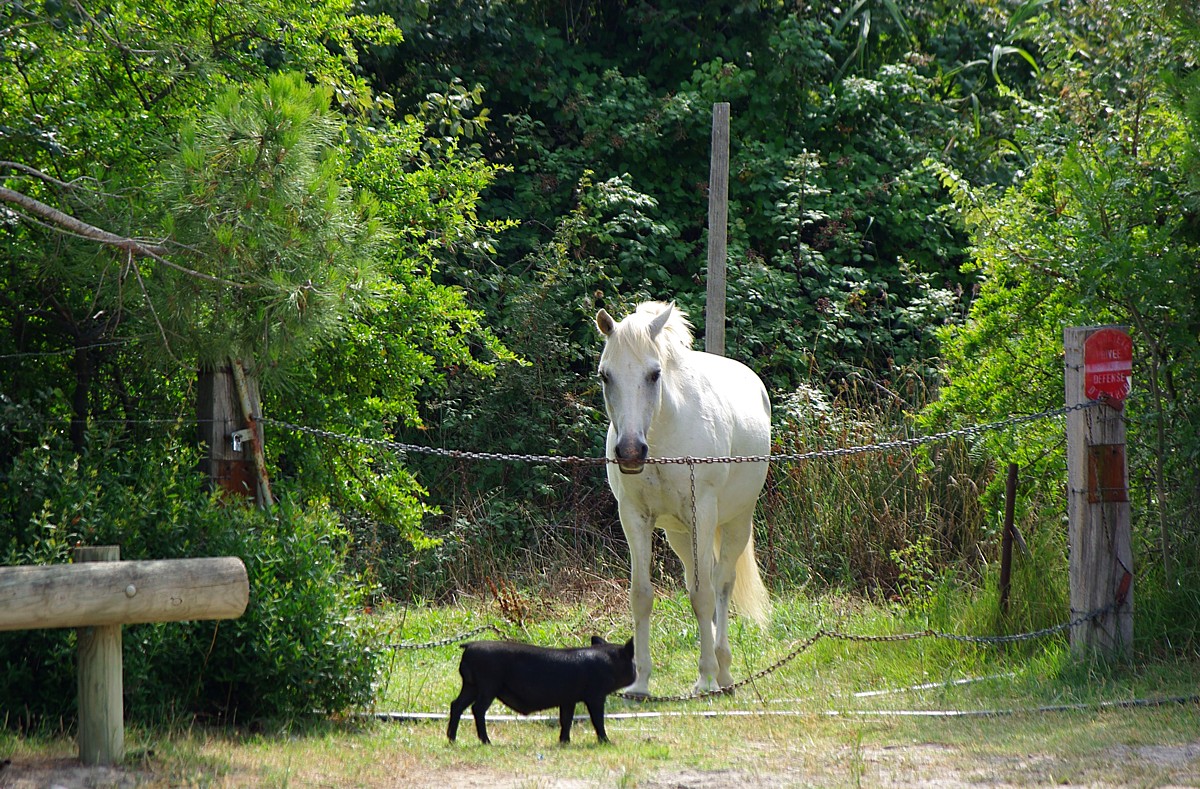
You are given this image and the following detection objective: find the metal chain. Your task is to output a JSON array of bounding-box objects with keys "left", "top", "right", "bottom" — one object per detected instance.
[
  {"left": 618, "top": 632, "right": 826, "bottom": 703},
  {"left": 689, "top": 461, "right": 699, "bottom": 598},
  {"left": 616, "top": 602, "right": 1120, "bottom": 704},
  {"left": 270, "top": 402, "right": 1109, "bottom": 704},
  {"left": 260, "top": 417, "right": 607, "bottom": 467},
  {"left": 387, "top": 624, "right": 505, "bottom": 650},
  {"left": 824, "top": 601, "right": 1119, "bottom": 647},
  {"left": 262, "top": 401, "right": 1100, "bottom": 468}
]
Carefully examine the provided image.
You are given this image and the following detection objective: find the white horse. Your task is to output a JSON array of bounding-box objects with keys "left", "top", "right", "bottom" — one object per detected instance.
[{"left": 595, "top": 301, "right": 771, "bottom": 695}]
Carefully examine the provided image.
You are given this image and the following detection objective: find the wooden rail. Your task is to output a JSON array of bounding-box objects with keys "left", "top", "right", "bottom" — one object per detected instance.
[{"left": 0, "top": 547, "right": 249, "bottom": 765}]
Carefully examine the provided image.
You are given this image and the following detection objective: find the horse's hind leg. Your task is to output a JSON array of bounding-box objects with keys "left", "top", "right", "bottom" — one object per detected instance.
[
  {"left": 663, "top": 524, "right": 700, "bottom": 618},
  {"left": 713, "top": 515, "right": 754, "bottom": 687}
]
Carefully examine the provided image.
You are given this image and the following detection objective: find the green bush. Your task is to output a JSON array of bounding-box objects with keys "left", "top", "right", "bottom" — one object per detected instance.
[{"left": 0, "top": 431, "right": 383, "bottom": 728}]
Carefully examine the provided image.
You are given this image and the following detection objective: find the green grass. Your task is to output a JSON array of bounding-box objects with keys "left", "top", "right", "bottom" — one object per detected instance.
[{"left": 4, "top": 587, "right": 1199, "bottom": 787}]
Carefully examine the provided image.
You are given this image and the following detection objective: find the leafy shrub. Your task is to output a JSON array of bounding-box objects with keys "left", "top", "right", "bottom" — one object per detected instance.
[{"left": 0, "top": 430, "right": 383, "bottom": 728}]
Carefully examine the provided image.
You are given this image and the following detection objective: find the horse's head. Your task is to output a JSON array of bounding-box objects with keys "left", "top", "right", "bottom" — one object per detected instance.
[{"left": 595, "top": 302, "right": 690, "bottom": 475}]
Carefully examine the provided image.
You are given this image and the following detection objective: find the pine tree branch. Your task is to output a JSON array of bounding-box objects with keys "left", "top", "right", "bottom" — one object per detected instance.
[{"left": 0, "top": 184, "right": 245, "bottom": 288}]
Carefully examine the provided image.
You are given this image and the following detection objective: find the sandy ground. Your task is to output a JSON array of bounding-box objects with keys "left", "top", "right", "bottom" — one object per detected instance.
[{"left": 3, "top": 741, "right": 1200, "bottom": 788}]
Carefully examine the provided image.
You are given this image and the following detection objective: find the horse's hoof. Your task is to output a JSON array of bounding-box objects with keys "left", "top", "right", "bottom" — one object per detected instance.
[{"left": 618, "top": 690, "right": 651, "bottom": 702}]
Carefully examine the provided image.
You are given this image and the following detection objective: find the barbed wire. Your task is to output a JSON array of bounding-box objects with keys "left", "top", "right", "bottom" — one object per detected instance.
[
  {"left": 262, "top": 400, "right": 1100, "bottom": 468},
  {"left": 0, "top": 339, "right": 134, "bottom": 361}
]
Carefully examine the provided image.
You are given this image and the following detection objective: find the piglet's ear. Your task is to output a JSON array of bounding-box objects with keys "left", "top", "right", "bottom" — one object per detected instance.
[
  {"left": 622, "top": 638, "right": 634, "bottom": 654},
  {"left": 590, "top": 635, "right": 605, "bottom": 646}
]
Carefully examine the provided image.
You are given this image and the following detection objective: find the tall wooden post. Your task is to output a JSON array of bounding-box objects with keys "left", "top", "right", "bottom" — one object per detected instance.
[
  {"left": 1064, "top": 326, "right": 1133, "bottom": 659},
  {"left": 74, "top": 545, "right": 123, "bottom": 766},
  {"left": 197, "top": 364, "right": 265, "bottom": 503},
  {"left": 705, "top": 102, "right": 730, "bottom": 357}
]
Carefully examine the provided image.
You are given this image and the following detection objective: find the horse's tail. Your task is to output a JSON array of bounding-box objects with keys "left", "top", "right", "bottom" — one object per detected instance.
[{"left": 733, "top": 530, "right": 771, "bottom": 627}]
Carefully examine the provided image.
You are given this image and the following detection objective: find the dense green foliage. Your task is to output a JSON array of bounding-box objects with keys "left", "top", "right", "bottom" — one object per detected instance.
[
  {"left": 0, "top": 433, "right": 381, "bottom": 724},
  {"left": 364, "top": 0, "right": 1032, "bottom": 591},
  {"left": 926, "top": 0, "right": 1200, "bottom": 650},
  {"left": 0, "top": 0, "right": 506, "bottom": 724},
  {"left": 367, "top": 0, "right": 1023, "bottom": 389},
  {"left": 2, "top": 0, "right": 1199, "bottom": 730}
]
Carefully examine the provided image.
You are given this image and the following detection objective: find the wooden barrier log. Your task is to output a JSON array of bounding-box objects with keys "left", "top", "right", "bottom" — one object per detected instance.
[
  {"left": 0, "top": 556, "right": 249, "bottom": 632},
  {"left": 1, "top": 550, "right": 249, "bottom": 766}
]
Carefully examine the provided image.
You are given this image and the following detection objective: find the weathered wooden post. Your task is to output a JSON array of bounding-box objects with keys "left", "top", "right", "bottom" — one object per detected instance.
[
  {"left": 0, "top": 551, "right": 249, "bottom": 765},
  {"left": 705, "top": 102, "right": 730, "bottom": 357},
  {"left": 1064, "top": 326, "right": 1133, "bottom": 659},
  {"left": 197, "top": 362, "right": 271, "bottom": 506},
  {"left": 197, "top": 364, "right": 257, "bottom": 500},
  {"left": 75, "top": 546, "right": 122, "bottom": 766}
]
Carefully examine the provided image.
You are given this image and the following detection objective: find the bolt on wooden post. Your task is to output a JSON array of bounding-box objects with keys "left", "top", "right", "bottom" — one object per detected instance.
[{"left": 1064, "top": 326, "right": 1133, "bottom": 659}]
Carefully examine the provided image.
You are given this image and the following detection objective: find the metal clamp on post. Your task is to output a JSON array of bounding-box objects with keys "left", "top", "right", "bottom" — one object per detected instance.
[{"left": 231, "top": 429, "right": 254, "bottom": 452}]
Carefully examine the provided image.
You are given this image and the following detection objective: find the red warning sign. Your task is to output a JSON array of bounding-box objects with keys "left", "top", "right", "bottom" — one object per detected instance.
[{"left": 1084, "top": 328, "right": 1132, "bottom": 408}]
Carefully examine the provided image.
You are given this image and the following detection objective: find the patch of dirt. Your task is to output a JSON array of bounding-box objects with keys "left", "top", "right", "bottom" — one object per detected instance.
[{"left": 0, "top": 758, "right": 147, "bottom": 789}]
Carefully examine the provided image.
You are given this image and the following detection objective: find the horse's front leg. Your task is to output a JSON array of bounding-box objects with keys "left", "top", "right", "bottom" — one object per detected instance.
[
  {"left": 619, "top": 501, "right": 655, "bottom": 697},
  {"left": 688, "top": 496, "right": 721, "bottom": 694}
]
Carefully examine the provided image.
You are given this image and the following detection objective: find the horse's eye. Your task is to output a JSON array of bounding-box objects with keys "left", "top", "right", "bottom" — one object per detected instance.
[{"left": 648, "top": 369, "right": 661, "bottom": 384}]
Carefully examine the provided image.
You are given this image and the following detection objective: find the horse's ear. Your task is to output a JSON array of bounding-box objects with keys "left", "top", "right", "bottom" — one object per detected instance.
[
  {"left": 596, "top": 309, "right": 615, "bottom": 336},
  {"left": 648, "top": 303, "right": 673, "bottom": 339}
]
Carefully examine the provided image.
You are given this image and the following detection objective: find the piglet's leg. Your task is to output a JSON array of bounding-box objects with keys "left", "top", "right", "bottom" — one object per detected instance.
[
  {"left": 471, "top": 696, "right": 494, "bottom": 744},
  {"left": 584, "top": 698, "right": 610, "bottom": 743},
  {"left": 447, "top": 684, "right": 475, "bottom": 742},
  {"left": 558, "top": 704, "right": 575, "bottom": 743}
]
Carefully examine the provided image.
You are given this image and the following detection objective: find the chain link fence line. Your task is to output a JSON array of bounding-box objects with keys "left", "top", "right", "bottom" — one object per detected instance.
[
  {"left": 385, "top": 601, "right": 1120, "bottom": 704},
  {"left": 277, "top": 400, "right": 1112, "bottom": 704},
  {"left": 261, "top": 400, "right": 1100, "bottom": 468}
]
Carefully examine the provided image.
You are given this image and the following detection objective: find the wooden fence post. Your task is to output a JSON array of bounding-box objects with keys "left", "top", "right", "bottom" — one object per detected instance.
[
  {"left": 705, "top": 102, "right": 729, "bottom": 357},
  {"left": 1064, "top": 326, "right": 1133, "bottom": 659},
  {"left": 198, "top": 363, "right": 269, "bottom": 505},
  {"left": 74, "top": 545, "right": 123, "bottom": 766},
  {"left": 1, "top": 553, "right": 249, "bottom": 766},
  {"left": 197, "top": 365, "right": 255, "bottom": 500},
  {"left": 998, "top": 462, "right": 1018, "bottom": 617}
]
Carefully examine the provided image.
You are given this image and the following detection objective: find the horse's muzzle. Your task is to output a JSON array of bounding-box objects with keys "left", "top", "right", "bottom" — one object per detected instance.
[{"left": 614, "top": 436, "right": 649, "bottom": 475}]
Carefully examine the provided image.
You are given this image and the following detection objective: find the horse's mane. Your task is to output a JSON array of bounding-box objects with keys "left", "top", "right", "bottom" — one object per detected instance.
[{"left": 609, "top": 301, "right": 694, "bottom": 363}]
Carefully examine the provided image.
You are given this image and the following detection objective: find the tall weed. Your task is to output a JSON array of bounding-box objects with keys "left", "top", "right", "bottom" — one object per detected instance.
[{"left": 762, "top": 374, "right": 992, "bottom": 598}]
